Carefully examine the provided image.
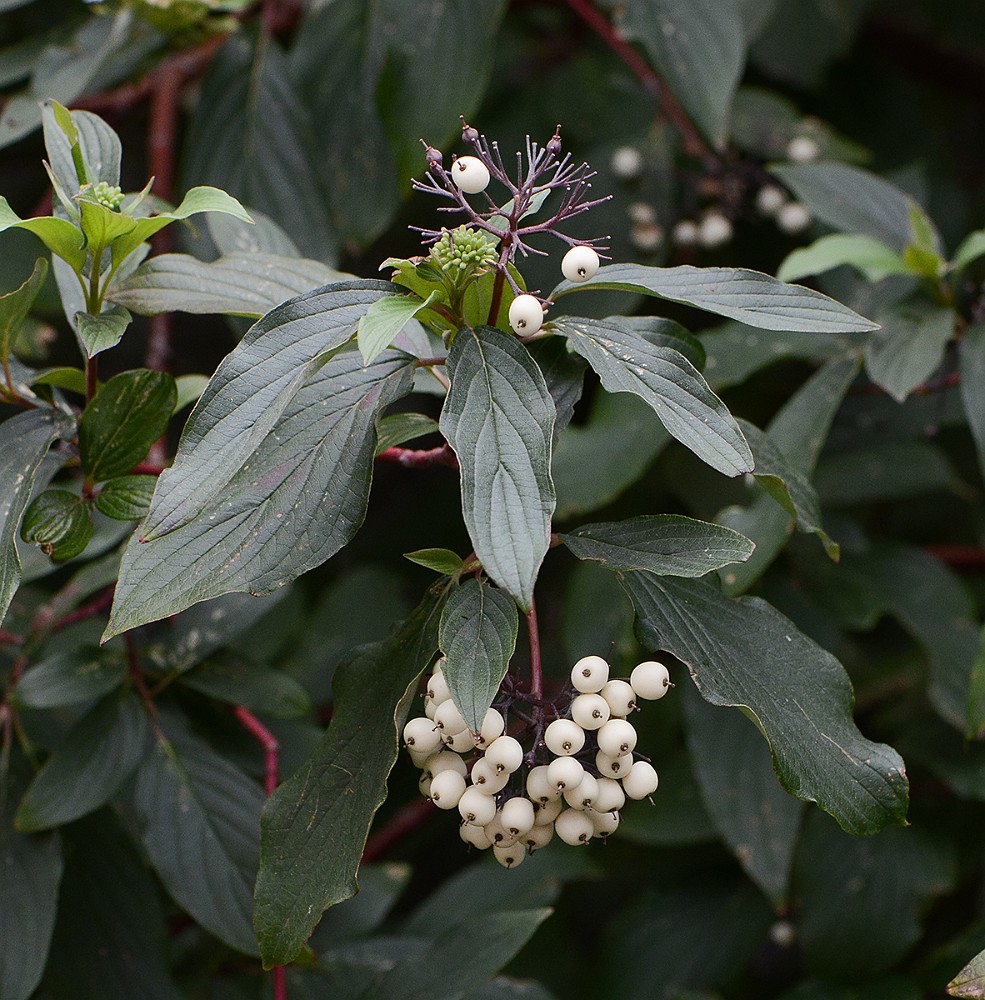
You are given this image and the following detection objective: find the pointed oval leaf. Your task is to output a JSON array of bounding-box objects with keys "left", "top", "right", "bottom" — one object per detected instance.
[
  {"left": 74, "top": 303, "right": 132, "bottom": 358},
  {"left": 439, "top": 578, "right": 519, "bottom": 732},
  {"left": 20, "top": 489, "right": 94, "bottom": 563},
  {"left": 777, "top": 233, "right": 911, "bottom": 284},
  {"left": 554, "top": 315, "right": 753, "bottom": 477},
  {"left": 0, "top": 197, "right": 87, "bottom": 271},
  {"left": 552, "top": 263, "right": 878, "bottom": 333},
  {"left": 0, "top": 257, "right": 48, "bottom": 370},
  {"left": 404, "top": 548, "right": 465, "bottom": 575},
  {"left": 358, "top": 291, "right": 439, "bottom": 364},
  {"left": 94, "top": 474, "right": 157, "bottom": 521},
  {"left": 11, "top": 646, "right": 126, "bottom": 709},
  {"left": 440, "top": 326, "right": 556, "bottom": 611},
  {"left": 42, "top": 101, "right": 121, "bottom": 197},
  {"left": 864, "top": 302, "right": 954, "bottom": 403}
]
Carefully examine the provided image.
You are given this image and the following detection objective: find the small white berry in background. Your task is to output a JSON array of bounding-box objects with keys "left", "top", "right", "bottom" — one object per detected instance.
[
  {"left": 561, "top": 245, "right": 601, "bottom": 283},
  {"left": 672, "top": 219, "right": 700, "bottom": 246},
  {"left": 631, "top": 660, "right": 671, "bottom": 701},
  {"left": 547, "top": 755, "right": 584, "bottom": 792},
  {"left": 631, "top": 222, "right": 664, "bottom": 254},
  {"left": 452, "top": 155, "right": 491, "bottom": 194},
  {"left": 601, "top": 679, "right": 636, "bottom": 717},
  {"left": 770, "top": 920, "right": 797, "bottom": 947},
  {"left": 571, "top": 655, "right": 609, "bottom": 693},
  {"left": 484, "top": 734, "right": 524, "bottom": 774},
  {"left": 508, "top": 294, "right": 544, "bottom": 335},
  {"left": 699, "top": 211, "right": 733, "bottom": 249},
  {"left": 597, "top": 718, "right": 637, "bottom": 758},
  {"left": 622, "top": 759, "right": 659, "bottom": 800},
  {"left": 555, "top": 808, "right": 595, "bottom": 846},
  {"left": 544, "top": 718, "right": 586, "bottom": 756},
  {"left": 611, "top": 145, "right": 644, "bottom": 180},
  {"left": 570, "top": 693, "right": 611, "bottom": 730},
  {"left": 429, "top": 769, "right": 466, "bottom": 809},
  {"left": 627, "top": 201, "right": 657, "bottom": 225},
  {"left": 777, "top": 201, "right": 812, "bottom": 234},
  {"left": 755, "top": 184, "right": 787, "bottom": 217},
  {"left": 493, "top": 843, "right": 526, "bottom": 869},
  {"left": 786, "top": 135, "right": 821, "bottom": 163},
  {"left": 458, "top": 786, "right": 498, "bottom": 826},
  {"left": 500, "top": 796, "right": 536, "bottom": 837}
]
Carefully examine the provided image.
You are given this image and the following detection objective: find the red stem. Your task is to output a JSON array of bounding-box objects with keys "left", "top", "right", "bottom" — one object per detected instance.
[
  {"left": 362, "top": 798, "right": 437, "bottom": 863},
  {"left": 375, "top": 444, "right": 459, "bottom": 469},
  {"left": 273, "top": 966, "right": 287, "bottom": 1000},
  {"left": 0, "top": 630, "right": 24, "bottom": 647},
  {"left": 232, "top": 705, "right": 280, "bottom": 796},
  {"left": 526, "top": 596, "right": 543, "bottom": 700},
  {"left": 50, "top": 586, "right": 116, "bottom": 633},
  {"left": 925, "top": 545, "right": 985, "bottom": 569}
]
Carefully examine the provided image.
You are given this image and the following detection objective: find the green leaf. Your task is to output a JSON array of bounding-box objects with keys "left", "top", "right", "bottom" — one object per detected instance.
[
  {"left": 10, "top": 646, "right": 126, "bottom": 709},
  {"left": 178, "top": 655, "right": 311, "bottom": 718},
  {"left": 107, "top": 252, "right": 346, "bottom": 318},
  {"left": 80, "top": 369, "right": 177, "bottom": 481},
  {"left": 106, "top": 347, "right": 413, "bottom": 637},
  {"left": 904, "top": 202, "right": 944, "bottom": 277},
  {"left": 619, "top": 0, "right": 745, "bottom": 147},
  {"left": 794, "top": 812, "right": 954, "bottom": 979},
  {"left": 440, "top": 325, "right": 556, "bottom": 611},
  {"left": 0, "top": 755, "right": 63, "bottom": 1000},
  {"left": 16, "top": 692, "right": 149, "bottom": 831},
  {"left": 966, "top": 625, "right": 985, "bottom": 742},
  {"left": 0, "top": 197, "right": 87, "bottom": 271},
  {"left": 439, "top": 577, "right": 519, "bottom": 733},
  {"left": 95, "top": 474, "right": 157, "bottom": 521},
  {"left": 74, "top": 303, "right": 132, "bottom": 358},
  {"left": 951, "top": 948, "right": 985, "bottom": 998},
  {"left": 554, "top": 315, "right": 753, "bottom": 477},
  {"left": 551, "top": 263, "right": 879, "bottom": 332},
  {"left": 375, "top": 413, "right": 440, "bottom": 454},
  {"left": 31, "top": 366, "right": 86, "bottom": 395},
  {"left": 20, "top": 489, "right": 94, "bottom": 563},
  {"left": 684, "top": 684, "right": 803, "bottom": 905},
  {"left": 777, "top": 233, "right": 911, "bottom": 283},
  {"left": 41, "top": 101, "right": 121, "bottom": 198},
  {"left": 959, "top": 323, "right": 985, "bottom": 485},
  {"left": 951, "top": 230, "right": 985, "bottom": 276},
  {"left": 0, "top": 257, "right": 48, "bottom": 372},
  {"left": 403, "top": 548, "right": 465, "bottom": 575},
  {"left": 174, "top": 373, "right": 209, "bottom": 413},
  {"left": 560, "top": 515, "right": 754, "bottom": 576},
  {"left": 254, "top": 591, "right": 444, "bottom": 967},
  {"left": 527, "top": 336, "right": 586, "bottom": 443},
  {"left": 132, "top": 718, "right": 265, "bottom": 956},
  {"left": 864, "top": 302, "right": 954, "bottom": 403},
  {"left": 620, "top": 572, "right": 910, "bottom": 834},
  {"left": 358, "top": 291, "right": 439, "bottom": 365}
]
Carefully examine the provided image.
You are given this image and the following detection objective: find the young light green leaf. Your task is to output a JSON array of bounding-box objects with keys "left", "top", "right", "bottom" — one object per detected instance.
[
  {"left": 10, "top": 646, "right": 126, "bottom": 709},
  {"left": 174, "top": 373, "right": 209, "bottom": 413},
  {"left": 31, "top": 366, "right": 86, "bottom": 395},
  {"left": 440, "top": 325, "right": 556, "bottom": 611},
  {"left": 0, "top": 197, "right": 87, "bottom": 271},
  {"left": 16, "top": 692, "right": 149, "bottom": 831},
  {"left": 0, "top": 258, "right": 48, "bottom": 372},
  {"left": 94, "top": 474, "right": 157, "bottom": 522},
  {"left": 404, "top": 548, "right": 465, "bottom": 575},
  {"left": 439, "top": 577, "right": 519, "bottom": 732},
  {"left": 560, "top": 515, "right": 754, "bottom": 577},
  {"left": 74, "top": 304, "right": 132, "bottom": 358},
  {"left": 255, "top": 591, "right": 444, "bottom": 968},
  {"left": 358, "top": 291, "right": 439, "bottom": 365},
  {"left": 620, "top": 571, "right": 910, "bottom": 834},
  {"left": 80, "top": 369, "right": 177, "bottom": 482},
  {"left": 864, "top": 302, "right": 954, "bottom": 403},
  {"left": 553, "top": 315, "right": 753, "bottom": 477},
  {"left": 777, "top": 233, "right": 910, "bottom": 283},
  {"left": 960, "top": 324, "right": 985, "bottom": 487},
  {"left": 551, "top": 263, "right": 878, "bottom": 333},
  {"left": 20, "top": 489, "right": 94, "bottom": 563},
  {"left": 41, "top": 101, "right": 121, "bottom": 197},
  {"left": 376, "top": 413, "right": 440, "bottom": 454},
  {"left": 951, "top": 230, "right": 985, "bottom": 276}
]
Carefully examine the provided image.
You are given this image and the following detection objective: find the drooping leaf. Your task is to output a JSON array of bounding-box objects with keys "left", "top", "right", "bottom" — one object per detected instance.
[
  {"left": 20, "top": 488, "right": 94, "bottom": 563},
  {"left": 403, "top": 548, "right": 465, "bottom": 575},
  {"left": 440, "top": 325, "right": 556, "bottom": 611},
  {"left": 107, "top": 252, "right": 346, "bottom": 318},
  {"left": 254, "top": 591, "right": 444, "bottom": 967},
  {"left": 358, "top": 291, "right": 439, "bottom": 364},
  {"left": 0, "top": 257, "right": 48, "bottom": 372},
  {"left": 620, "top": 571, "right": 910, "bottom": 834},
  {"left": 80, "top": 369, "right": 177, "bottom": 482},
  {"left": 864, "top": 302, "right": 954, "bottom": 403},
  {"left": 0, "top": 197, "right": 87, "bottom": 271},
  {"left": 16, "top": 692, "right": 149, "bottom": 831},
  {"left": 560, "top": 515, "right": 754, "bottom": 577},
  {"left": 619, "top": 0, "right": 744, "bottom": 146},
  {"left": 376, "top": 413, "right": 441, "bottom": 454},
  {"left": 74, "top": 304, "right": 132, "bottom": 358},
  {"left": 10, "top": 645, "right": 126, "bottom": 709},
  {"left": 439, "top": 577, "right": 519, "bottom": 732},
  {"left": 959, "top": 323, "right": 985, "bottom": 485},
  {"left": 777, "top": 233, "right": 911, "bottom": 283},
  {"left": 94, "top": 474, "right": 157, "bottom": 521},
  {"left": 554, "top": 315, "right": 753, "bottom": 477},
  {"left": 551, "top": 263, "right": 878, "bottom": 332}
]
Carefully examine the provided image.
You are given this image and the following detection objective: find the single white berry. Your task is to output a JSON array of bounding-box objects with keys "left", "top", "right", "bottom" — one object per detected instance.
[
  {"left": 561, "top": 245, "right": 600, "bottom": 283},
  {"left": 427, "top": 663, "right": 450, "bottom": 703},
  {"left": 423, "top": 695, "right": 438, "bottom": 720},
  {"left": 484, "top": 735, "right": 524, "bottom": 774},
  {"left": 484, "top": 812, "right": 518, "bottom": 848},
  {"left": 554, "top": 808, "right": 594, "bottom": 846},
  {"left": 544, "top": 718, "right": 586, "bottom": 756},
  {"left": 508, "top": 294, "right": 544, "bottom": 335},
  {"left": 597, "top": 719, "right": 637, "bottom": 758},
  {"left": 630, "top": 660, "right": 671, "bottom": 700},
  {"left": 460, "top": 822, "right": 493, "bottom": 850},
  {"left": 563, "top": 773, "right": 599, "bottom": 811},
  {"left": 443, "top": 728, "right": 475, "bottom": 753},
  {"left": 594, "top": 777, "right": 626, "bottom": 814},
  {"left": 591, "top": 809, "right": 620, "bottom": 837},
  {"left": 494, "top": 843, "right": 526, "bottom": 869},
  {"left": 628, "top": 201, "right": 657, "bottom": 225},
  {"left": 631, "top": 222, "right": 664, "bottom": 253},
  {"left": 418, "top": 773, "right": 432, "bottom": 797},
  {"left": 699, "top": 212, "right": 733, "bottom": 249},
  {"left": 521, "top": 822, "right": 554, "bottom": 851},
  {"left": 570, "top": 693, "right": 611, "bottom": 730},
  {"left": 601, "top": 679, "right": 636, "bottom": 717},
  {"left": 755, "top": 184, "right": 786, "bottom": 216},
  {"left": 423, "top": 751, "right": 467, "bottom": 779},
  {"left": 500, "top": 796, "right": 536, "bottom": 837},
  {"left": 458, "top": 786, "right": 498, "bottom": 826},
  {"left": 429, "top": 769, "right": 466, "bottom": 809},
  {"left": 787, "top": 135, "right": 820, "bottom": 163},
  {"left": 596, "top": 750, "right": 632, "bottom": 779},
  {"left": 408, "top": 746, "right": 433, "bottom": 770},
  {"left": 433, "top": 698, "right": 467, "bottom": 735},
  {"left": 547, "top": 755, "right": 585, "bottom": 792},
  {"left": 527, "top": 765, "right": 561, "bottom": 804},
  {"left": 475, "top": 707, "right": 505, "bottom": 748},
  {"left": 622, "top": 759, "right": 659, "bottom": 800},
  {"left": 611, "top": 145, "right": 643, "bottom": 180},
  {"left": 534, "top": 797, "right": 563, "bottom": 826},
  {"left": 672, "top": 219, "right": 700, "bottom": 246},
  {"left": 571, "top": 655, "right": 609, "bottom": 693},
  {"left": 452, "top": 155, "right": 491, "bottom": 194},
  {"left": 470, "top": 757, "right": 510, "bottom": 796},
  {"left": 777, "top": 201, "right": 812, "bottom": 234}
]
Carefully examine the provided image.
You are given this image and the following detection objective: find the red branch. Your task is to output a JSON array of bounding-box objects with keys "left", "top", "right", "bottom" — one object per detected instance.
[
  {"left": 0, "top": 630, "right": 24, "bottom": 647},
  {"left": 375, "top": 444, "right": 459, "bottom": 469},
  {"left": 925, "top": 545, "right": 985, "bottom": 569},
  {"left": 232, "top": 705, "right": 280, "bottom": 796},
  {"left": 362, "top": 798, "right": 437, "bottom": 863},
  {"left": 526, "top": 597, "right": 543, "bottom": 700},
  {"left": 49, "top": 585, "right": 116, "bottom": 634}
]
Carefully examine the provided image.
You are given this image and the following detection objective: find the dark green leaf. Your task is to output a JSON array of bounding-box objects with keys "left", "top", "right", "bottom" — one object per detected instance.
[
  {"left": 967, "top": 625, "right": 985, "bottom": 741},
  {"left": 621, "top": 572, "right": 910, "bottom": 833},
  {"left": 554, "top": 315, "right": 753, "bottom": 477},
  {"left": 308, "top": 862, "right": 412, "bottom": 949},
  {"left": 11, "top": 646, "right": 126, "bottom": 709},
  {"left": 80, "top": 369, "right": 176, "bottom": 482},
  {"left": 864, "top": 302, "right": 954, "bottom": 403},
  {"left": 619, "top": 0, "right": 745, "bottom": 146},
  {"left": 618, "top": 314, "right": 707, "bottom": 370},
  {"left": 16, "top": 692, "right": 149, "bottom": 831},
  {"left": 439, "top": 577, "right": 519, "bottom": 733},
  {"left": 403, "top": 548, "right": 465, "bottom": 575},
  {"left": 107, "top": 252, "right": 346, "bottom": 318},
  {"left": 0, "top": 754, "right": 63, "bottom": 1000},
  {"left": 20, "top": 489, "right": 94, "bottom": 563},
  {"left": 132, "top": 718, "right": 265, "bottom": 955},
  {"left": 561, "top": 515, "right": 754, "bottom": 577},
  {"left": 254, "top": 591, "right": 444, "bottom": 968},
  {"left": 74, "top": 304, "right": 132, "bottom": 358},
  {"left": 552, "top": 263, "right": 878, "bottom": 332},
  {"left": 440, "top": 326, "right": 555, "bottom": 611},
  {"left": 376, "top": 413, "right": 441, "bottom": 454},
  {"left": 777, "top": 233, "right": 910, "bottom": 283},
  {"left": 95, "top": 474, "right": 157, "bottom": 521},
  {"left": 527, "top": 336, "right": 586, "bottom": 443},
  {"left": 178, "top": 655, "right": 311, "bottom": 718},
  {"left": 959, "top": 323, "right": 985, "bottom": 485},
  {"left": 358, "top": 291, "right": 439, "bottom": 365},
  {"left": 684, "top": 684, "right": 803, "bottom": 905},
  {"left": 780, "top": 979, "right": 922, "bottom": 1000},
  {"left": 951, "top": 948, "right": 985, "bottom": 998},
  {"left": 0, "top": 257, "right": 47, "bottom": 371}
]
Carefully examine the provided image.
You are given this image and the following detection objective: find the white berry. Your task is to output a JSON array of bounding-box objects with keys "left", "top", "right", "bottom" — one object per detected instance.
[
  {"left": 500, "top": 796, "right": 536, "bottom": 837},
  {"left": 547, "top": 755, "right": 584, "bottom": 792},
  {"left": 484, "top": 735, "right": 524, "bottom": 774},
  {"left": 527, "top": 765, "right": 561, "bottom": 804},
  {"left": 427, "top": 663, "right": 450, "bottom": 703},
  {"left": 555, "top": 808, "right": 594, "bottom": 846},
  {"left": 460, "top": 822, "right": 493, "bottom": 850},
  {"left": 508, "top": 294, "right": 544, "bottom": 335},
  {"left": 570, "top": 655, "right": 609, "bottom": 693},
  {"left": 594, "top": 777, "right": 626, "bottom": 813},
  {"left": 475, "top": 707, "right": 505, "bottom": 748},
  {"left": 452, "top": 155, "right": 491, "bottom": 194},
  {"left": 755, "top": 184, "right": 786, "bottom": 217},
  {"left": 630, "top": 660, "right": 671, "bottom": 700},
  {"left": 672, "top": 219, "right": 700, "bottom": 246},
  {"left": 699, "top": 212, "right": 733, "bottom": 249},
  {"left": 544, "top": 718, "right": 585, "bottom": 756},
  {"left": 563, "top": 772, "right": 599, "bottom": 811},
  {"left": 423, "top": 695, "right": 438, "bottom": 720},
  {"left": 484, "top": 812, "right": 518, "bottom": 848},
  {"left": 622, "top": 760, "right": 659, "bottom": 800},
  {"left": 408, "top": 746, "right": 434, "bottom": 770},
  {"left": 600, "top": 679, "right": 636, "bottom": 717},
  {"left": 561, "top": 245, "right": 600, "bottom": 283},
  {"left": 611, "top": 145, "right": 643, "bottom": 180},
  {"left": 433, "top": 698, "right": 467, "bottom": 735},
  {"left": 787, "top": 135, "right": 820, "bottom": 163},
  {"left": 521, "top": 822, "right": 554, "bottom": 851},
  {"left": 591, "top": 809, "right": 620, "bottom": 837},
  {"left": 777, "top": 201, "right": 812, "bottom": 234},
  {"left": 470, "top": 758, "right": 510, "bottom": 795},
  {"left": 534, "top": 797, "right": 563, "bottom": 826},
  {"left": 458, "top": 786, "right": 498, "bottom": 826},
  {"left": 631, "top": 222, "right": 663, "bottom": 253},
  {"left": 596, "top": 750, "right": 632, "bottom": 778},
  {"left": 443, "top": 728, "right": 475, "bottom": 754},
  {"left": 423, "top": 751, "right": 467, "bottom": 779},
  {"left": 570, "top": 693, "right": 610, "bottom": 730},
  {"left": 596, "top": 719, "right": 637, "bottom": 758},
  {"left": 429, "top": 769, "right": 466, "bottom": 809},
  {"left": 494, "top": 843, "right": 526, "bottom": 869}
]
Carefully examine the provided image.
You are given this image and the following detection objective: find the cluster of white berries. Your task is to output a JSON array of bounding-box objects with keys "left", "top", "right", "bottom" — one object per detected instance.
[{"left": 402, "top": 655, "right": 671, "bottom": 869}]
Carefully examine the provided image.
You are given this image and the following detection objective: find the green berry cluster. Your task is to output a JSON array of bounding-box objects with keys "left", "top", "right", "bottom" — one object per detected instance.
[
  {"left": 429, "top": 225, "right": 498, "bottom": 278},
  {"left": 86, "top": 181, "right": 125, "bottom": 212}
]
